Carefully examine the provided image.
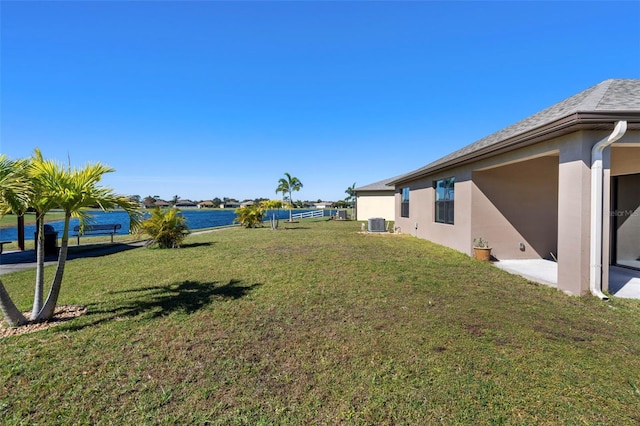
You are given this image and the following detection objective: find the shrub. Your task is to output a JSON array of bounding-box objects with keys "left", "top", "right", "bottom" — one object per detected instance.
[
  {"left": 140, "top": 207, "right": 189, "bottom": 248},
  {"left": 234, "top": 205, "right": 265, "bottom": 228}
]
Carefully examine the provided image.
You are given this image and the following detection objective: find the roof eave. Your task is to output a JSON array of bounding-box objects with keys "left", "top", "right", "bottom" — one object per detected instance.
[{"left": 388, "top": 112, "right": 640, "bottom": 186}]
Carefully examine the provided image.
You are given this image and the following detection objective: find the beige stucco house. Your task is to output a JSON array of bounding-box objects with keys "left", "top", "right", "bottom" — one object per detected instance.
[
  {"left": 389, "top": 79, "right": 640, "bottom": 297},
  {"left": 354, "top": 177, "right": 397, "bottom": 221}
]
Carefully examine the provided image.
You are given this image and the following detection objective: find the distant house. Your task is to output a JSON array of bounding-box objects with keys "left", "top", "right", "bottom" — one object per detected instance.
[
  {"left": 354, "top": 176, "right": 398, "bottom": 221},
  {"left": 153, "top": 200, "right": 170, "bottom": 208},
  {"left": 221, "top": 200, "right": 241, "bottom": 209},
  {"left": 314, "top": 201, "right": 334, "bottom": 209},
  {"left": 388, "top": 79, "right": 640, "bottom": 297},
  {"left": 240, "top": 201, "right": 255, "bottom": 208},
  {"left": 175, "top": 200, "right": 197, "bottom": 207},
  {"left": 197, "top": 201, "right": 215, "bottom": 209}
]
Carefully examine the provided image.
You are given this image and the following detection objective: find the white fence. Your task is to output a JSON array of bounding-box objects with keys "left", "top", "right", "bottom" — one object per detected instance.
[{"left": 291, "top": 210, "right": 325, "bottom": 220}]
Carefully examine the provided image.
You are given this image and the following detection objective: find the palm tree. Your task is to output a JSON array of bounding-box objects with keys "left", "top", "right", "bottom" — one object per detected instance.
[
  {"left": 261, "top": 199, "right": 284, "bottom": 230},
  {"left": 0, "top": 150, "right": 144, "bottom": 326},
  {"left": 345, "top": 182, "right": 357, "bottom": 219},
  {"left": 275, "top": 172, "right": 303, "bottom": 222},
  {"left": 27, "top": 149, "right": 64, "bottom": 320},
  {"left": 345, "top": 182, "right": 356, "bottom": 204},
  {"left": 0, "top": 155, "right": 30, "bottom": 326},
  {"left": 34, "top": 157, "right": 143, "bottom": 320},
  {"left": 0, "top": 150, "right": 60, "bottom": 322}
]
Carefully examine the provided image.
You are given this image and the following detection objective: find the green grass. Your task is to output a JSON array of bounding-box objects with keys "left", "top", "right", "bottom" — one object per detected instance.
[{"left": 1, "top": 220, "right": 640, "bottom": 424}]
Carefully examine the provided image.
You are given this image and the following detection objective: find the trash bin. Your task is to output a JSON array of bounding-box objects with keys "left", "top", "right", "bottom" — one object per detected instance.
[{"left": 34, "top": 224, "right": 58, "bottom": 256}]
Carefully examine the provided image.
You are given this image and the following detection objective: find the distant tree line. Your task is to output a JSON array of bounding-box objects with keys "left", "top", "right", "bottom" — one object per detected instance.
[
  {"left": 127, "top": 177, "right": 357, "bottom": 210},
  {"left": 132, "top": 195, "right": 352, "bottom": 209}
]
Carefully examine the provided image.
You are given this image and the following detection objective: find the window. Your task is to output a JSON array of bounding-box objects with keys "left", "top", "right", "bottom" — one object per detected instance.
[
  {"left": 401, "top": 187, "right": 410, "bottom": 217},
  {"left": 435, "top": 177, "right": 454, "bottom": 224}
]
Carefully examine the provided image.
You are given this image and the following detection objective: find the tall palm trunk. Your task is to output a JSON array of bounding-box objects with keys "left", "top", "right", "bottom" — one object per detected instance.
[
  {"left": 36, "top": 214, "right": 70, "bottom": 320},
  {"left": 31, "top": 215, "right": 46, "bottom": 320},
  {"left": 0, "top": 280, "right": 27, "bottom": 326}
]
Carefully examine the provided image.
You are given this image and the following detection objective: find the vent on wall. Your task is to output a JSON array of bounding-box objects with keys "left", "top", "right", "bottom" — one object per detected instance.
[{"left": 368, "top": 218, "right": 386, "bottom": 232}]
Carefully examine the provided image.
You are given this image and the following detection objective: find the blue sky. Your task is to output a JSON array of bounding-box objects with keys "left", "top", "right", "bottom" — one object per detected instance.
[{"left": 2, "top": 1, "right": 639, "bottom": 202}]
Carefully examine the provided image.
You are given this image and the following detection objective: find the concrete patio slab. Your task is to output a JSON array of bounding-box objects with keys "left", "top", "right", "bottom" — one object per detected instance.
[
  {"left": 609, "top": 267, "right": 640, "bottom": 299},
  {"left": 493, "top": 259, "right": 640, "bottom": 300},
  {"left": 493, "top": 259, "right": 558, "bottom": 288}
]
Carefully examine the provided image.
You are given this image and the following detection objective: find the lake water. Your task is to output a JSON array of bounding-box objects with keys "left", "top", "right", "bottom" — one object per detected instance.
[{"left": 0, "top": 209, "right": 324, "bottom": 241}]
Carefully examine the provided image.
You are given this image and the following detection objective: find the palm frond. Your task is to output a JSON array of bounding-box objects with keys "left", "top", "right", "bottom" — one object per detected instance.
[{"left": 0, "top": 155, "right": 32, "bottom": 215}]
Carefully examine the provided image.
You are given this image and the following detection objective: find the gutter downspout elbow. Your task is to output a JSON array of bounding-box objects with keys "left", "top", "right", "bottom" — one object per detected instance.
[{"left": 590, "top": 120, "right": 627, "bottom": 300}]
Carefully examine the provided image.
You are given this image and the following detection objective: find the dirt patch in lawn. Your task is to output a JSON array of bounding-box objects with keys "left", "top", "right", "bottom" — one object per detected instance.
[{"left": 0, "top": 305, "right": 87, "bottom": 338}]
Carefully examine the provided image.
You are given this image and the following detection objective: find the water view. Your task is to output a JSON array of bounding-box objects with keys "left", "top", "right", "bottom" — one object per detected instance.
[{"left": 0, "top": 209, "right": 324, "bottom": 241}]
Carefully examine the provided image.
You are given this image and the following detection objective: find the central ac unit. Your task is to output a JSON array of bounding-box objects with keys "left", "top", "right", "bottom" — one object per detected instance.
[{"left": 368, "top": 218, "right": 386, "bottom": 232}]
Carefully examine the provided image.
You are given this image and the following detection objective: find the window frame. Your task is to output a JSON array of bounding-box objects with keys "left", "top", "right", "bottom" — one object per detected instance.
[
  {"left": 400, "top": 187, "right": 410, "bottom": 218},
  {"left": 434, "top": 177, "right": 455, "bottom": 225}
]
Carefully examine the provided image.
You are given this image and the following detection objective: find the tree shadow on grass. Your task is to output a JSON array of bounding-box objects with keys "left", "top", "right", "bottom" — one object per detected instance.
[
  {"left": 62, "top": 279, "right": 260, "bottom": 332},
  {"left": 0, "top": 243, "right": 142, "bottom": 265},
  {"left": 179, "top": 242, "right": 215, "bottom": 249},
  {"left": 66, "top": 243, "right": 143, "bottom": 260}
]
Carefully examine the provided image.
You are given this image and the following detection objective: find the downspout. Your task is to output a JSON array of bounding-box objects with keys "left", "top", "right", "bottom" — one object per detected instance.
[{"left": 590, "top": 120, "right": 627, "bottom": 300}]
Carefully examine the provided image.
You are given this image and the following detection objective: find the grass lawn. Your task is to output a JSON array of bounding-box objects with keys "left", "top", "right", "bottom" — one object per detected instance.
[{"left": 1, "top": 220, "right": 640, "bottom": 424}]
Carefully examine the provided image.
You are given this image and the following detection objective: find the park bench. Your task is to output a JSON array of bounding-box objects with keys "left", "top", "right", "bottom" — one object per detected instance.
[
  {"left": 73, "top": 224, "right": 122, "bottom": 245},
  {"left": 0, "top": 241, "right": 11, "bottom": 254}
]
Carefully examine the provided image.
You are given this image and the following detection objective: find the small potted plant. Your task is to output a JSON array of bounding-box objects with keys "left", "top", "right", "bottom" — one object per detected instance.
[{"left": 473, "top": 237, "right": 492, "bottom": 261}]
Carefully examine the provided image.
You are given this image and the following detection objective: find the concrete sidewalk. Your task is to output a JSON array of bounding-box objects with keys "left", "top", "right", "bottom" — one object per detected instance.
[
  {"left": 0, "top": 242, "right": 146, "bottom": 275},
  {"left": 0, "top": 228, "right": 228, "bottom": 276}
]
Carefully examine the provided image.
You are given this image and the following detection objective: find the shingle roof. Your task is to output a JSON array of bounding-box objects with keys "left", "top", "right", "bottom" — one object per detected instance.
[
  {"left": 354, "top": 175, "right": 403, "bottom": 192},
  {"left": 390, "top": 79, "right": 640, "bottom": 185}
]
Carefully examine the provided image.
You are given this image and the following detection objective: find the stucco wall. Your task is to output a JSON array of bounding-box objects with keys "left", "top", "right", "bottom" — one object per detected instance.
[
  {"left": 393, "top": 169, "right": 472, "bottom": 255},
  {"left": 555, "top": 132, "right": 594, "bottom": 296},
  {"left": 471, "top": 155, "right": 559, "bottom": 260},
  {"left": 611, "top": 145, "right": 640, "bottom": 176},
  {"left": 393, "top": 129, "right": 638, "bottom": 296},
  {"left": 394, "top": 137, "right": 567, "bottom": 257},
  {"left": 356, "top": 191, "right": 395, "bottom": 221}
]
